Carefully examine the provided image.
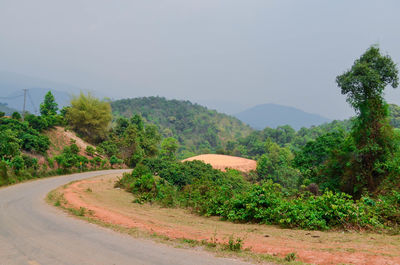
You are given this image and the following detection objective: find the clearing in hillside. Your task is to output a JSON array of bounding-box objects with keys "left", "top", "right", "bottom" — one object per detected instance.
[{"left": 182, "top": 154, "right": 256, "bottom": 172}]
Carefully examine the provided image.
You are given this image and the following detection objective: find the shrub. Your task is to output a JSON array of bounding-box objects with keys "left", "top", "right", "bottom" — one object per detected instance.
[
  {"left": 11, "top": 112, "right": 21, "bottom": 120},
  {"left": 226, "top": 236, "right": 243, "bottom": 252},
  {"left": 11, "top": 156, "right": 25, "bottom": 171},
  {"left": 85, "top": 146, "right": 96, "bottom": 157},
  {"left": 110, "top": 155, "right": 123, "bottom": 167}
]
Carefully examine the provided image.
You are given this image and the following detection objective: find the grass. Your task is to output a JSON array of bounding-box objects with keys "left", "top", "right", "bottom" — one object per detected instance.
[{"left": 284, "top": 253, "right": 297, "bottom": 262}]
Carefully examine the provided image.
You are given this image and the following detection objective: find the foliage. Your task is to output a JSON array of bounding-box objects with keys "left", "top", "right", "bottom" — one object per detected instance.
[
  {"left": 54, "top": 144, "right": 91, "bottom": 172},
  {"left": 12, "top": 112, "right": 21, "bottom": 120},
  {"left": 106, "top": 115, "right": 161, "bottom": 167},
  {"left": 0, "top": 129, "right": 21, "bottom": 159},
  {"left": 40, "top": 91, "right": 58, "bottom": 116},
  {"left": 11, "top": 156, "right": 25, "bottom": 171},
  {"left": 118, "top": 147, "right": 400, "bottom": 231},
  {"left": 160, "top": 137, "right": 179, "bottom": 160},
  {"left": 110, "top": 155, "right": 123, "bottom": 167},
  {"left": 285, "top": 253, "right": 297, "bottom": 262},
  {"left": 25, "top": 114, "right": 49, "bottom": 131},
  {"left": 111, "top": 96, "right": 252, "bottom": 156},
  {"left": 256, "top": 140, "right": 300, "bottom": 189},
  {"left": 117, "top": 158, "right": 250, "bottom": 210},
  {"left": 66, "top": 93, "right": 112, "bottom": 143},
  {"left": 294, "top": 130, "right": 346, "bottom": 190},
  {"left": 97, "top": 140, "right": 118, "bottom": 157},
  {"left": 336, "top": 45, "right": 399, "bottom": 196},
  {"left": 0, "top": 117, "right": 50, "bottom": 156},
  {"left": 85, "top": 145, "right": 96, "bottom": 157},
  {"left": 226, "top": 236, "right": 243, "bottom": 252},
  {"left": 230, "top": 120, "right": 352, "bottom": 160}
]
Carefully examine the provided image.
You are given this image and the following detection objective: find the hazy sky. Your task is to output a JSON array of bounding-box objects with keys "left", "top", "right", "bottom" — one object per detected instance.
[{"left": 1, "top": 0, "right": 400, "bottom": 119}]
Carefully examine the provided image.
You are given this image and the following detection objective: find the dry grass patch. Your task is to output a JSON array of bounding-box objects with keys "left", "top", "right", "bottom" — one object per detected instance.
[{"left": 182, "top": 154, "right": 256, "bottom": 172}]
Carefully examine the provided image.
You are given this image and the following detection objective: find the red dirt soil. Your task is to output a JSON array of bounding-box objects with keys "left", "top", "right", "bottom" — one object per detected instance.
[
  {"left": 60, "top": 174, "right": 400, "bottom": 265},
  {"left": 45, "top": 126, "right": 95, "bottom": 157},
  {"left": 182, "top": 154, "right": 256, "bottom": 172}
]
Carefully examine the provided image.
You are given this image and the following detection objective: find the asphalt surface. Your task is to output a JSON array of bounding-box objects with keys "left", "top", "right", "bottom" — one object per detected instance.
[{"left": 0, "top": 170, "right": 253, "bottom": 265}]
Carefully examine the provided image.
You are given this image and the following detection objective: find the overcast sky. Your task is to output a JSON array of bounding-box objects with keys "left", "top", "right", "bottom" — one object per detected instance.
[{"left": 1, "top": 0, "right": 399, "bottom": 119}]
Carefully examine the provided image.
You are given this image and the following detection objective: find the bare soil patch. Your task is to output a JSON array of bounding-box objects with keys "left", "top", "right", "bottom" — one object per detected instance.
[
  {"left": 54, "top": 174, "right": 400, "bottom": 265},
  {"left": 45, "top": 126, "right": 95, "bottom": 157},
  {"left": 182, "top": 154, "right": 256, "bottom": 172}
]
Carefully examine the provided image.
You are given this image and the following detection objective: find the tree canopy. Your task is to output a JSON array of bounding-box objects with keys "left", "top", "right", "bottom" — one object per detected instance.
[
  {"left": 40, "top": 91, "right": 58, "bottom": 116},
  {"left": 336, "top": 45, "right": 399, "bottom": 195},
  {"left": 66, "top": 93, "right": 112, "bottom": 143}
]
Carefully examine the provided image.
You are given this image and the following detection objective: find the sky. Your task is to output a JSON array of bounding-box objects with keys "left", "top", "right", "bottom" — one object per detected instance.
[{"left": 0, "top": 0, "right": 400, "bottom": 119}]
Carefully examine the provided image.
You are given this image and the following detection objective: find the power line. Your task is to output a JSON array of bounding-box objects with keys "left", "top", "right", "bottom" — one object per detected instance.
[
  {"left": 0, "top": 94, "right": 23, "bottom": 100},
  {"left": 22, "top": 89, "right": 27, "bottom": 121}
]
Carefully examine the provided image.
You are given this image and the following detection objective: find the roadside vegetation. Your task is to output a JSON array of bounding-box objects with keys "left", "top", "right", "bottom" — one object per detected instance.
[
  {"left": 0, "top": 92, "right": 119, "bottom": 186},
  {"left": 117, "top": 46, "right": 400, "bottom": 232},
  {"left": 3, "top": 45, "right": 400, "bottom": 238}
]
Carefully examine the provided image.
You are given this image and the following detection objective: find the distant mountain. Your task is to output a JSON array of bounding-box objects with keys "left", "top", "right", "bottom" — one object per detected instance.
[
  {"left": 0, "top": 102, "right": 18, "bottom": 116},
  {"left": 0, "top": 71, "right": 106, "bottom": 114},
  {"left": 1, "top": 87, "right": 72, "bottom": 114},
  {"left": 235, "top": 103, "right": 331, "bottom": 130},
  {"left": 111, "top": 96, "right": 253, "bottom": 156},
  {"left": 0, "top": 71, "right": 82, "bottom": 93}
]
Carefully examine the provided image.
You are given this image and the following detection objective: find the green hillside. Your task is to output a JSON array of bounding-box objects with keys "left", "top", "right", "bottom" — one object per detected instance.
[{"left": 111, "top": 97, "right": 253, "bottom": 157}]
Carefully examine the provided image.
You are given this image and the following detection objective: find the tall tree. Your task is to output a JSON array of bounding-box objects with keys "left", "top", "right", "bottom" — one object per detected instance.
[
  {"left": 336, "top": 45, "right": 399, "bottom": 194},
  {"left": 40, "top": 91, "right": 58, "bottom": 116},
  {"left": 66, "top": 93, "right": 112, "bottom": 143}
]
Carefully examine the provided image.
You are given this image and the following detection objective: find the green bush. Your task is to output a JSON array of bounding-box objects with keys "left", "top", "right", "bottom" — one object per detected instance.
[
  {"left": 85, "top": 146, "right": 96, "bottom": 157},
  {"left": 11, "top": 156, "right": 25, "bottom": 171},
  {"left": 0, "top": 117, "right": 50, "bottom": 156},
  {"left": 120, "top": 158, "right": 400, "bottom": 231}
]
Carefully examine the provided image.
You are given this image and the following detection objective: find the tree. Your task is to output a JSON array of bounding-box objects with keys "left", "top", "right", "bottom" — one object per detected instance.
[
  {"left": 160, "top": 137, "right": 179, "bottom": 160},
  {"left": 256, "top": 139, "right": 300, "bottom": 189},
  {"left": 39, "top": 91, "right": 59, "bottom": 127},
  {"left": 40, "top": 91, "right": 58, "bottom": 116},
  {"left": 11, "top": 112, "right": 21, "bottom": 120},
  {"left": 294, "top": 130, "right": 346, "bottom": 190},
  {"left": 66, "top": 93, "right": 112, "bottom": 143},
  {"left": 336, "top": 45, "right": 399, "bottom": 195}
]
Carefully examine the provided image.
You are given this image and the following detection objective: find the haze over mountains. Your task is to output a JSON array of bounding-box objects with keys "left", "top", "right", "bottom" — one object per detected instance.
[
  {"left": 1, "top": 71, "right": 331, "bottom": 130},
  {"left": 235, "top": 104, "right": 331, "bottom": 130},
  {"left": 0, "top": 72, "right": 80, "bottom": 114}
]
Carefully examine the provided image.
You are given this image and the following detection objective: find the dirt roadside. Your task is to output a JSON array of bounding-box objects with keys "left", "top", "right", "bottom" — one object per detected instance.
[{"left": 52, "top": 174, "right": 400, "bottom": 265}]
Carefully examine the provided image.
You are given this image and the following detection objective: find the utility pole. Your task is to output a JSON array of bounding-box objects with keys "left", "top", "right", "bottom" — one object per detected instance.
[{"left": 22, "top": 88, "right": 27, "bottom": 121}]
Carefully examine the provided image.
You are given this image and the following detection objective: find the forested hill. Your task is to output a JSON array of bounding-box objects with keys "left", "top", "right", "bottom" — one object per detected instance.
[{"left": 111, "top": 97, "right": 253, "bottom": 157}]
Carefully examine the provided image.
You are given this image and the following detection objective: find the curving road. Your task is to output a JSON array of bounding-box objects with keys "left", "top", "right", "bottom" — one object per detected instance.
[{"left": 0, "top": 170, "right": 252, "bottom": 265}]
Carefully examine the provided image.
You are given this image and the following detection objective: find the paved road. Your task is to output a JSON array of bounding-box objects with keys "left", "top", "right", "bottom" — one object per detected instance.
[{"left": 0, "top": 170, "right": 252, "bottom": 265}]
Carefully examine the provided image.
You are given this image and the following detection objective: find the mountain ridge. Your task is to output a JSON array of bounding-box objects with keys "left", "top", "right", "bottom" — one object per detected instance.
[{"left": 235, "top": 103, "right": 331, "bottom": 130}]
